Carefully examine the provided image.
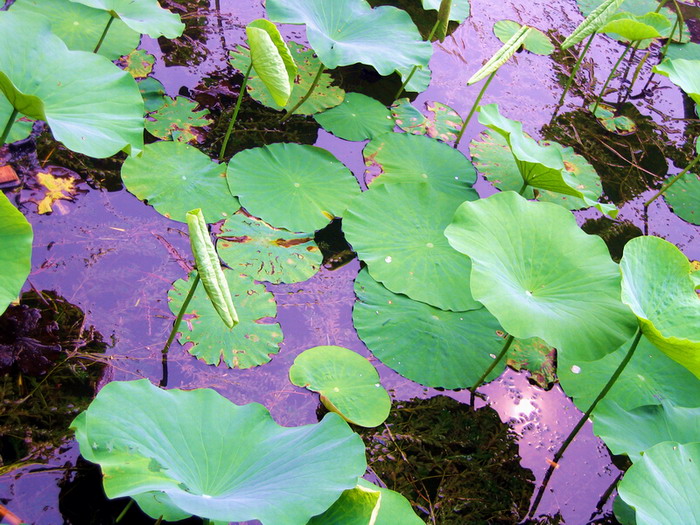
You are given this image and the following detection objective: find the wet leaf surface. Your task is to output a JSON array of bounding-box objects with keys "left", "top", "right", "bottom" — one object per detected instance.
[{"left": 145, "top": 96, "right": 212, "bottom": 143}]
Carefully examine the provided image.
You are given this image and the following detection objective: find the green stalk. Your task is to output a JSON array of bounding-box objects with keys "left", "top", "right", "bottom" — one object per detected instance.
[
  {"left": 161, "top": 273, "right": 200, "bottom": 357},
  {"left": 219, "top": 63, "right": 253, "bottom": 162},
  {"left": 518, "top": 181, "right": 528, "bottom": 195},
  {"left": 592, "top": 43, "right": 632, "bottom": 113},
  {"left": 528, "top": 329, "right": 643, "bottom": 518},
  {"left": 0, "top": 107, "right": 18, "bottom": 145},
  {"left": 454, "top": 71, "right": 497, "bottom": 149},
  {"left": 556, "top": 33, "right": 596, "bottom": 109},
  {"left": 93, "top": 14, "right": 115, "bottom": 54},
  {"left": 469, "top": 334, "right": 514, "bottom": 407},
  {"left": 644, "top": 155, "right": 700, "bottom": 207},
  {"left": 115, "top": 499, "right": 134, "bottom": 523},
  {"left": 280, "top": 63, "right": 324, "bottom": 123},
  {"left": 395, "top": 20, "right": 441, "bottom": 100}
]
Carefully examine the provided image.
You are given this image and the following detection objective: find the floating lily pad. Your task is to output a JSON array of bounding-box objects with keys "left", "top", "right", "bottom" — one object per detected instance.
[
  {"left": 314, "top": 93, "right": 393, "bottom": 141},
  {"left": 353, "top": 269, "right": 504, "bottom": 389},
  {"left": 289, "top": 345, "right": 391, "bottom": 427},
  {"left": 664, "top": 173, "right": 700, "bottom": 225},
  {"left": 653, "top": 58, "right": 700, "bottom": 104},
  {"left": 445, "top": 191, "right": 637, "bottom": 361},
  {"left": 344, "top": 182, "right": 480, "bottom": 311},
  {"left": 421, "top": 0, "right": 470, "bottom": 22},
  {"left": 71, "top": 379, "right": 366, "bottom": 523},
  {"left": 120, "top": 49, "right": 155, "bottom": 79},
  {"left": 0, "top": 192, "right": 33, "bottom": 316},
  {"left": 121, "top": 141, "right": 239, "bottom": 223},
  {"left": 69, "top": 0, "right": 184, "bottom": 39},
  {"left": 0, "top": 96, "right": 33, "bottom": 143},
  {"left": 145, "top": 96, "right": 212, "bottom": 143},
  {"left": 169, "top": 270, "right": 282, "bottom": 369},
  {"left": 590, "top": 102, "right": 637, "bottom": 134},
  {"left": 493, "top": 20, "right": 554, "bottom": 55},
  {"left": 507, "top": 337, "right": 556, "bottom": 389},
  {"left": 216, "top": 213, "right": 322, "bottom": 284},
  {"left": 391, "top": 99, "right": 463, "bottom": 142},
  {"left": 227, "top": 143, "right": 360, "bottom": 233},
  {"left": 137, "top": 77, "right": 167, "bottom": 113}
]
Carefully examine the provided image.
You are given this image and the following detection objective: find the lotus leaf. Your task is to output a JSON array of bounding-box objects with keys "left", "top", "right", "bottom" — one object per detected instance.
[
  {"left": 315, "top": 93, "right": 394, "bottom": 141},
  {"left": 421, "top": 0, "right": 469, "bottom": 22},
  {"left": 169, "top": 271, "right": 282, "bottom": 369},
  {"left": 145, "top": 96, "right": 212, "bottom": 143},
  {"left": 445, "top": 191, "right": 637, "bottom": 361},
  {"left": 11, "top": 0, "right": 140, "bottom": 60},
  {"left": 561, "top": 0, "right": 626, "bottom": 50},
  {"left": 0, "top": 192, "right": 33, "bottom": 316},
  {"left": 391, "top": 99, "right": 462, "bottom": 142},
  {"left": 344, "top": 182, "right": 480, "bottom": 311},
  {"left": 493, "top": 20, "right": 554, "bottom": 55},
  {"left": 0, "top": 97, "right": 33, "bottom": 143},
  {"left": 0, "top": 11, "right": 144, "bottom": 157},
  {"left": 68, "top": 0, "right": 184, "bottom": 39},
  {"left": 590, "top": 102, "right": 637, "bottom": 134},
  {"left": 664, "top": 173, "right": 700, "bottom": 225},
  {"left": 506, "top": 337, "right": 556, "bottom": 389},
  {"left": 613, "top": 495, "right": 637, "bottom": 525},
  {"left": 216, "top": 214, "right": 322, "bottom": 284},
  {"left": 620, "top": 235, "right": 700, "bottom": 378},
  {"left": 120, "top": 49, "right": 155, "bottom": 78},
  {"left": 290, "top": 346, "right": 391, "bottom": 427},
  {"left": 138, "top": 77, "right": 167, "bottom": 113},
  {"left": 266, "top": 0, "right": 433, "bottom": 93},
  {"left": 227, "top": 143, "right": 360, "bottom": 233},
  {"left": 467, "top": 25, "right": 530, "bottom": 85},
  {"left": 230, "top": 42, "right": 345, "bottom": 115},
  {"left": 653, "top": 59, "right": 700, "bottom": 104},
  {"left": 363, "top": 132, "right": 476, "bottom": 193},
  {"left": 121, "top": 141, "right": 239, "bottom": 224},
  {"left": 617, "top": 442, "right": 700, "bottom": 525},
  {"left": 666, "top": 42, "right": 700, "bottom": 61},
  {"left": 356, "top": 479, "right": 424, "bottom": 525},
  {"left": 71, "top": 379, "right": 366, "bottom": 524},
  {"left": 599, "top": 12, "right": 670, "bottom": 43},
  {"left": 353, "top": 269, "right": 504, "bottom": 389},
  {"left": 307, "top": 484, "right": 380, "bottom": 525}
]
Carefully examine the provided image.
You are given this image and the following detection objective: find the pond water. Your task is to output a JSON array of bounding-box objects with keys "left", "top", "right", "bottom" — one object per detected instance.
[{"left": 1, "top": 0, "right": 699, "bottom": 523}]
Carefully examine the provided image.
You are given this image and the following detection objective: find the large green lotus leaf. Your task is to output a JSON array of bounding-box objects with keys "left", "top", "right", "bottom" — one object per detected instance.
[
  {"left": 266, "top": 0, "right": 433, "bottom": 93},
  {"left": 216, "top": 213, "right": 322, "bottom": 284},
  {"left": 420, "top": 0, "right": 469, "bottom": 22},
  {"left": 307, "top": 484, "right": 380, "bottom": 525},
  {"left": 617, "top": 442, "right": 700, "bottom": 525},
  {"left": 230, "top": 42, "right": 345, "bottom": 115},
  {"left": 445, "top": 191, "right": 637, "bottom": 361},
  {"left": 353, "top": 268, "right": 505, "bottom": 389},
  {"left": 169, "top": 271, "right": 283, "bottom": 369},
  {"left": 227, "top": 143, "right": 360, "bottom": 233},
  {"left": 593, "top": 400, "right": 700, "bottom": 458},
  {"left": 363, "top": 132, "right": 476, "bottom": 194},
  {"left": 10, "top": 0, "right": 140, "bottom": 60},
  {"left": 71, "top": 379, "right": 366, "bottom": 524},
  {"left": 620, "top": 235, "right": 700, "bottom": 378},
  {"left": 344, "top": 182, "right": 480, "bottom": 311},
  {"left": 0, "top": 192, "right": 33, "bottom": 316},
  {"left": 145, "top": 96, "right": 212, "bottom": 143},
  {"left": 493, "top": 20, "right": 554, "bottom": 55},
  {"left": 665, "top": 173, "right": 700, "bottom": 225},
  {"left": 121, "top": 141, "right": 239, "bottom": 224},
  {"left": 290, "top": 345, "right": 391, "bottom": 427},
  {"left": 391, "top": 98, "right": 463, "bottom": 143},
  {"left": 68, "top": 0, "right": 184, "bottom": 38},
  {"left": 0, "top": 11, "right": 144, "bottom": 158},
  {"left": 0, "top": 96, "right": 33, "bottom": 143},
  {"left": 314, "top": 93, "right": 394, "bottom": 141},
  {"left": 653, "top": 59, "right": 700, "bottom": 105},
  {"left": 356, "top": 480, "right": 424, "bottom": 525}
]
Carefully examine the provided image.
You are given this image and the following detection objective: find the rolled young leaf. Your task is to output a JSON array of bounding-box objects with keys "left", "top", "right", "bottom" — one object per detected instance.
[
  {"left": 435, "top": 0, "right": 452, "bottom": 42},
  {"left": 467, "top": 24, "right": 531, "bottom": 84},
  {"left": 185, "top": 208, "right": 238, "bottom": 328},
  {"left": 561, "top": 0, "right": 626, "bottom": 50}
]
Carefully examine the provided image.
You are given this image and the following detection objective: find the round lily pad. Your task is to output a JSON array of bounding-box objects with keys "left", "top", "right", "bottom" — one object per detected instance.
[
  {"left": 145, "top": 96, "right": 212, "bottom": 143},
  {"left": 314, "top": 93, "right": 394, "bottom": 142},
  {"left": 216, "top": 213, "right": 322, "bottom": 284},
  {"left": 169, "top": 270, "right": 283, "bottom": 369},
  {"left": 494, "top": 20, "right": 554, "bottom": 55},
  {"left": 664, "top": 173, "right": 700, "bottom": 225},
  {"left": 120, "top": 49, "right": 155, "bottom": 79},
  {"left": 69, "top": 0, "right": 184, "bottom": 39},
  {"left": 121, "top": 141, "right": 239, "bottom": 224},
  {"left": 289, "top": 345, "right": 391, "bottom": 427},
  {"left": 353, "top": 269, "right": 505, "bottom": 389},
  {"left": 590, "top": 102, "right": 637, "bottom": 135},
  {"left": 0, "top": 193, "right": 33, "bottom": 315},
  {"left": 344, "top": 182, "right": 480, "bottom": 311},
  {"left": 391, "top": 99, "right": 463, "bottom": 143},
  {"left": 227, "top": 143, "right": 360, "bottom": 233}
]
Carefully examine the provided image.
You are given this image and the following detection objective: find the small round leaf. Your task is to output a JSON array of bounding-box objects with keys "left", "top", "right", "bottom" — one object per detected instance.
[{"left": 315, "top": 93, "right": 394, "bottom": 141}]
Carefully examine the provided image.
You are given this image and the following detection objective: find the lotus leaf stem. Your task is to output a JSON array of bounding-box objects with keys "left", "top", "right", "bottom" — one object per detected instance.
[
  {"left": 219, "top": 63, "right": 253, "bottom": 162},
  {"left": 115, "top": 499, "right": 134, "bottom": 523},
  {"left": 454, "top": 71, "right": 497, "bottom": 149},
  {"left": 528, "top": 329, "right": 643, "bottom": 518},
  {"left": 160, "top": 272, "right": 200, "bottom": 379},
  {"left": 395, "top": 19, "right": 441, "bottom": 100},
  {"left": 591, "top": 43, "right": 632, "bottom": 114},
  {"left": 644, "top": 155, "right": 700, "bottom": 207},
  {"left": 469, "top": 334, "right": 514, "bottom": 407},
  {"left": 93, "top": 14, "right": 115, "bottom": 54},
  {"left": 518, "top": 182, "right": 528, "bottom": 195},
  {"left": 280, "top": 62, "right": 324, "bottom": 124},
  {"left": 554, "top": 33, "right": 596, "bottom": 113},
  {"left": 0, "top": 108, "right": 18, "bottom": 145},
  {"left": 154, "top": 517, "right": 163, "bottom": 525},
  {"left": 621, "top": 48, "right": 650, "bottom": 103}
]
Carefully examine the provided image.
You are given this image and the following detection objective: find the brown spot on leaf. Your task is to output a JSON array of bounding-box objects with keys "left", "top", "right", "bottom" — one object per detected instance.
[{"left": 274, "top": 237, "right": 312, "bottom": 247}]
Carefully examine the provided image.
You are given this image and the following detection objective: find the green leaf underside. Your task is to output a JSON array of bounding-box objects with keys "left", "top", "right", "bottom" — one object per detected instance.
[
  {"left": 121, "top": 141, "right": 239, "bottom": 224},
  {"left": 0, "top": 11, "right": 144, "bottom": 158},
  {"left": 121, "top": 49, "right": 155, "bottom": 78},
  {"left": 600, "top": 12, "right": 670, "bottom": 43},
  {"left": 0, "top": 96, "right": 33, "bottom": 143},
  {"left": 138, "top": 77, "right": 167, "bottom": 113},
  {"left": 145, "top": 96, "right": 212, "bottom": 143},
  {"left": 391, "top": 98, "right": 463, "bottom": 143},
  {"left": 71, "top": 379, "right": 366, "bottom": 524},
  {"left": 445, "top": 191, "right": 637, "bottom": 361},
  {"left": 216, "top": 213, "right": 322, "bottom": 284},
  {"left": 227, "top": 143, "right": 360, "bottom": 233},
  {"left": 68, "top": 0, "right": 184, "bottom": 38},
  {"left": 363, "top": 132, "right": 476, "bottom": 193},
  {"left": 315, "top": 93, "right": 394, "bottom": 141},
  {"left": 289, "top": 345, "right": 391, "bottom": 427},
  {"left": 618, "top": 442, "right": 700, "bottom": 525},
  {"left": 246, "top": 19, "right": 297, "bottom": 107},
  {"left": 0, "top": 193, "right": 33, "bottom": 316},
  {"left": 230, "top": 42, "right": 345, "bottom": 115},
  {"left": 493, "top": 20, "right": 554, "bottom": 55},
  {"left": 356, "top": 479, "right": 424, "bottom": 525},
  {"left": 620, "top": 236, "right": 700, "bottom": 378},
  {"left": 561, "top": 0, "right": 626, "bottom": 50},
  {"left": 664, "top": 173, "right": 700, "bottom": 225},
  {"left": 307, "top": 485, "right": 380, "bottom": 525},
  {"left": 11, "top": 0, "right": 140, "bottom": 60},
  {"left": 420, "top": 0, "right": 469, "bottom": 22},
  {"left": 344, "top": 182, "right": 480, "bottom": 312},
  {"left": 467, "top": 24, "right": 531, "bottom": 84},
  {"left": 653, "top": 59, "right": 700, "bottom": 104},
  {"left": 169, "top": 271, "right": 282, "bottom": 369},
  {"left": 353, "top": 268, "right": 505, "bottom": 389},
  {"left": 590, "top": 102, "right": 637, "bottom": 134}
]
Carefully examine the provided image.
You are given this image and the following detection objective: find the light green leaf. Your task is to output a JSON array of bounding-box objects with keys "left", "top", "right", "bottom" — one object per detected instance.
[
  {"left": 356, "top": 480, "right": 425, "bottom": 525},
  {"left": 493, "top": 20, "right": 554, "bottom": 55},
  {"left": 664, "top": 173, "right": 700, "bottom": 225},
  {"left": 600, "top": 11, "right": 670, "bottom": 42},
  {"left": 653, "top": 58, "right": 700, "bottom": 104},
  {"left": 421, "top": 0, "right": 469, "bottom": 22},
  {"left": 307, "top": 484, "right": 380, "bottom": 525},
  {"left": 467, "top": 24, "right": 531, "bottom": 84},
  {"left": 0, "top": 192, "right": 33, "bottom": 316},
  {"left": 561, "top": 0, "right": 626, "bottom": 50},
  {"left": 315, "top": 93, "right": 394, "bottom": 141},
  {"left": 246, "top": 19, "right": 297, "bottom": 107},
  {"left": 68, "top": 0, "right": 184, "bottom": 38}
]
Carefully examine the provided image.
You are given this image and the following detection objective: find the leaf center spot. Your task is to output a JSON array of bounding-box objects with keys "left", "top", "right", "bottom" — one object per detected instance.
[
  {"left": 384, "top": 256, "right": 392, "bottom": 263},
  {"left": 525, "top": 290, "right": 533, "bottom": 296},
  {"left": 294, "top": 182, "right": 301, "bottom": 188},
  {"left": 333, "top": 387, "right": 340, "bottom": 392},
  {"left": 426, "top": 242, "right": 434, "bottom": 248},
  {"left": 421, "top": 173, "right": 428, "bottom": 178}
]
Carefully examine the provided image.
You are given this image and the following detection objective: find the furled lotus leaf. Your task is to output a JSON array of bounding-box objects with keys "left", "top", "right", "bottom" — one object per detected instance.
[
  {"left": 315, "top": 93, "right": 394, "bottom": 141},
  {"left": 467, "top": 24, "right": 530, "bottom": 85},
  {"left": 68, "top": 0, "right": 184, "bottom": 38},
  {"left": 0, "top": 193, "right": 33, "bottom": 316},
  {"left": 356, "top": 479, "right": 424, "bottom": 525},
  {"left": 307, "top": 484, "right": 380, "bottom": 525},
  {"left": 217, "top": 214, "right": 322, "bottom": 284},
  {"left": 344, "top": 182, "right": 480, "bottom": 311},
  {"left": 493, "top": 20, "right": 554, "bottom": 55},
  {"left": 653, "top": 58, "right": 700, "bottom": 104},
  {"left": 0, "top": 96, "right": 33, "bottom": 143},
  {"left": 421, "top": 0, "right": 469, "bottom": 22},
  {"left": 227, "top": 143, "right": 360, "bottom": 233},
  {"left": 0, "top": 11, "right": 143, "bottom": 157},
  {"left": 71, "top": 379, "right": 366, "bottom": 524},
  {"left": 246, "top": 19, "right": 297, "bottom": 107},
  {"left": 620, "top": 235, "right": 700, "bottom": 378},
  {"left": 169, "top": 271, "right": 282, "bottom": 369},
  {"left": 363, "top": 132, "right": 476, "bottom": 193},
  {"left": 600, "top": 11, "right": 670, "bottom": 44},
  {"left": 145, "top": 96, "right": 212, "bottom": 143},
  {"left": 353, "top": 269, "right": 504, "bottom": 389},
  {"left": 290, "top": 345, "right": 391, "bottom": 427},
  {"left": 391, "top": 99, "right": 463, "bottom": 143},
  {"left": 561, "top": 0, "right": 626, "bottom": 50},
  {"left": 665, "top": 173, "right": 700, "bottom": 225},
  {"left": 11, "top": 0, "right": 140, "bottom": 60},
  {"left": 617, "top": 442, "right": 700, "bottom": 525},
  {"left": 266, "top": 0, "right": 433, "bottom": 93},
  {"left": 445, "top": 191, "right": 637, "bottom": 361},
  {"left": 121, "top": 141, "right": 239, "bottom": 224}
]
